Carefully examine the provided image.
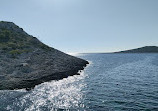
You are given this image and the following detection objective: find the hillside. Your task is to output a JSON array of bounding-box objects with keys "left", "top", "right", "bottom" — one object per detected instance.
[
  {"left": 115, "top": 46, "right": 158, "bottom": 53},
  {"left": 0, "top": 21, "right": 88, "bottom": 90}
]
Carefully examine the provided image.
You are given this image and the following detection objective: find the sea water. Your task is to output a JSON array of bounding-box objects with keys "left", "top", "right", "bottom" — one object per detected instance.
[{"left": 0, "top": 53, "right": 158, "bottom": 111}]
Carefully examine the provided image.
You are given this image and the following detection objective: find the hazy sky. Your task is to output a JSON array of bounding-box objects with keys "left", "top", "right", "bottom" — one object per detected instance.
[{"left": 0, "top": 0, "right": 158, "bottom": 53}]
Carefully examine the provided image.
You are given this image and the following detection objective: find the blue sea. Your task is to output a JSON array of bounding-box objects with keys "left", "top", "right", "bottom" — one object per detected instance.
[{"left": 0, "top": 53, "right": 158, "bottom": 111}]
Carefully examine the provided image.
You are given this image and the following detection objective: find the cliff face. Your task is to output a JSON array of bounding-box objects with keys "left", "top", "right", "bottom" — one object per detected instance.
[
  {"left": 0, "top": 21, "right": 88, "bottom": 90},
  {"left": 115, "top": 46, "right": 158, "bottom": 53}
]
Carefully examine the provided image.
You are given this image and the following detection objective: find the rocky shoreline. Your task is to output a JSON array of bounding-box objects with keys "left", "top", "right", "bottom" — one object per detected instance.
[{"left": 0, "top": 21, "right": 88, "bottom": 90}]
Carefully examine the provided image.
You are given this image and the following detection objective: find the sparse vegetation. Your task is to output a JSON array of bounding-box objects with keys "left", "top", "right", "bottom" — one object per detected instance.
[
  {"left": 0, "top": 28, "right": 51, "bottom": 54},
  {"left": 0, "top": 29, "right": 11, "bottom": 42}
]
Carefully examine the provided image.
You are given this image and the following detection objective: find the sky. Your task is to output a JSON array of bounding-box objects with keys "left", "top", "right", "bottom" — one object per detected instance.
[{"left": 0, "top": 0, "right": 158, "bottom": 53}]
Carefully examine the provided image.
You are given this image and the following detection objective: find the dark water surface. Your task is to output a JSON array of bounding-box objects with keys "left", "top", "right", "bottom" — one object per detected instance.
[{"left": 0, "top": 53, "right": 158, "bottom": 111}]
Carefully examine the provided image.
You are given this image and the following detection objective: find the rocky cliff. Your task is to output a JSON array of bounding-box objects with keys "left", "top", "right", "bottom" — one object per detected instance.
[{"left": 0, "top": 21, "right": 88, "bottom": 90}]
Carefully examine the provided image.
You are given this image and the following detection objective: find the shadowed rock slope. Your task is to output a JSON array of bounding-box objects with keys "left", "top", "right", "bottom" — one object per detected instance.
[
  {"left": 0, "top": 21, "right": 88, "bottom": 90},
  {"left": 115, "top": 46, "right": 158, "bottom": 53}
]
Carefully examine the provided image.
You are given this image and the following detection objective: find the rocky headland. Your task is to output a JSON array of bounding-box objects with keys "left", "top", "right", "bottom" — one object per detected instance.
[
  {"left": 115, "top": 46, "right": 158, "bottom": 53},
  {"left": 0, "top": 21, "right": 88, "bottom": 90}
]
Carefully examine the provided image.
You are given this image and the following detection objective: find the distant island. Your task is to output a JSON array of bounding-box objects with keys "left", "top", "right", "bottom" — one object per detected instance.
[
  {"left": 0, "top": 21, "right": 88, "bottom": 90},
  {"left": 115, "top": 46, "right": 158, "bottom": 53}
]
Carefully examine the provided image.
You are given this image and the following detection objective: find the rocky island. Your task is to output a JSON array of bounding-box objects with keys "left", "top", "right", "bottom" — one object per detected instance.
[
  {"left": 0, "top": 21, "right": 88, "bottom": 90},
  {"left": 115, "top": 46, "right": 158, "bottom": 53}
]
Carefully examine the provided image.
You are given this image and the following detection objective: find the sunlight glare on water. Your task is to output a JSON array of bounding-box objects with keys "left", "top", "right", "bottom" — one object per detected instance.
[{"left": 6, "top": 70, "right": 87, "bottom": 111}]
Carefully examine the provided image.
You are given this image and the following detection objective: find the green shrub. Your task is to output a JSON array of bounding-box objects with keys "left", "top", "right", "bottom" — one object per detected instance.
[
  {"left": 2, "top": 46, "right": 9, "bottom": 51},
  {"left": 9, "top": 50, "right": 22, "bottom": 55},
  {"left": 22, "top": 49, "right": 32, "bottom": 53},
  {"left": 7, "top": 42, "right": 18, "bottom": 49}
]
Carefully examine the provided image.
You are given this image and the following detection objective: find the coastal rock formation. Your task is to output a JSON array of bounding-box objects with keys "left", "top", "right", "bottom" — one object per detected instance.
[
  {"left": 115, "top": 46, "right": 158, "bottom": 53},
  {"left": 0, "top": 21, "right": 88, "bottom": 90}
]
